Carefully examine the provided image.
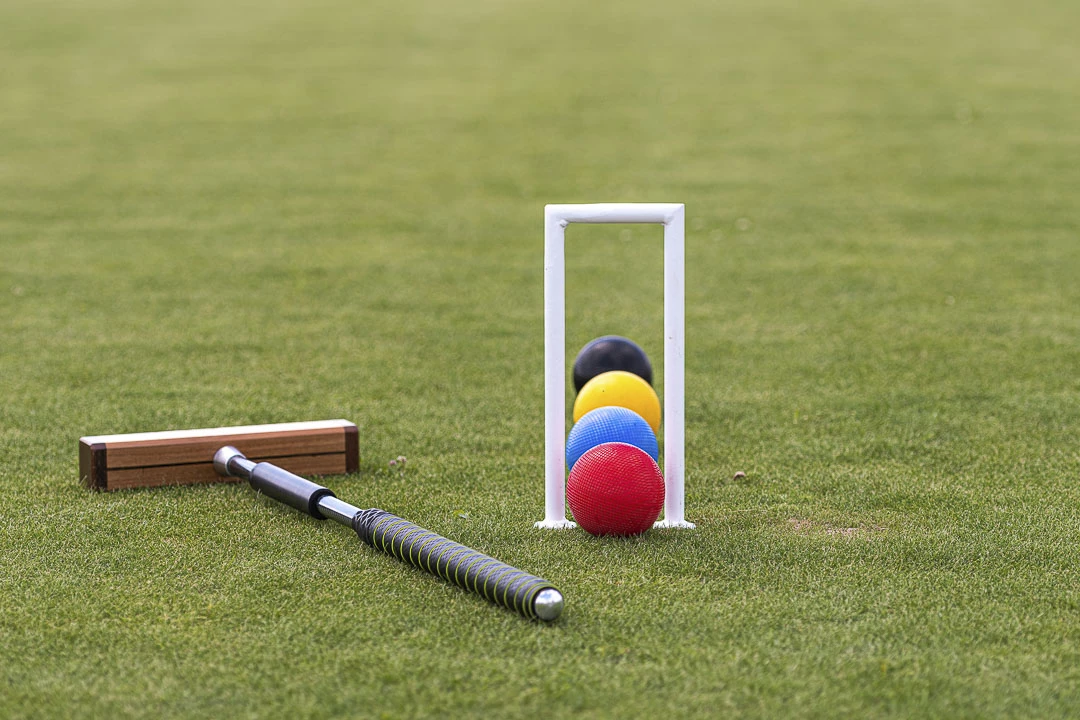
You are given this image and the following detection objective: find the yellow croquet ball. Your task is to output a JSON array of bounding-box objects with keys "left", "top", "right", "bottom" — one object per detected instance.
[{"left": 573, "top": 370, "right": 661, "bottom": 433}]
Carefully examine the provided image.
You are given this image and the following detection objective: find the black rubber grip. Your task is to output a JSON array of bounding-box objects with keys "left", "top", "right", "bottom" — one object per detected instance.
[{"left": 353, "top": 508, "right": 557, "bottom": 620}]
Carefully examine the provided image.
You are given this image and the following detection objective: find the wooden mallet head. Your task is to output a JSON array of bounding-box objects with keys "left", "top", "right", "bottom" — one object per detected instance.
[{"left": 79, "top": 419, "right": 359, "bottom": 491}]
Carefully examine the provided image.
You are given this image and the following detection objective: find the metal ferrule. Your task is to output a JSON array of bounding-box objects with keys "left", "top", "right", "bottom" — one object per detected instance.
[
  {"left": 214, "top": 446, "right": 255, "bottom": 478},
  {"left": 316, "top": 495, "right": 361, "bottom": 527}
]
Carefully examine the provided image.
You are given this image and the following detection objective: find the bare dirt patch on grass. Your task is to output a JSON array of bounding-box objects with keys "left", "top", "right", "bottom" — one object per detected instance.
[{"left": 787, "top": 518, "right": 885, "bottom": 538}]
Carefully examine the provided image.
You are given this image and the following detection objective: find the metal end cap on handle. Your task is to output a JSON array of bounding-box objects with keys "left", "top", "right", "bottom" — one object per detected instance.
[{"left": 534, "top": 588, "right": 564, "bottom": 622}]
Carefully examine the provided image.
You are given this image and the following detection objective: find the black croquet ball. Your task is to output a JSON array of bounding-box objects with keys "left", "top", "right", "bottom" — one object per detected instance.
[{"left": 572, "top": 335, "right": 653, "bottom": 393}]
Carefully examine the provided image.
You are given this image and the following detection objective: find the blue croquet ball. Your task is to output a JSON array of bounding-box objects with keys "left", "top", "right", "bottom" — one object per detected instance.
[{"left": 566, "top": 406, "right": 659, "bottom": 471}]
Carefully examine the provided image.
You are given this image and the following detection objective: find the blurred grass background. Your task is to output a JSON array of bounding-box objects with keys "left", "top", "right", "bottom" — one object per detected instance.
[{"left": 2, "top": 0, "right": 1079, "bottom": 716}]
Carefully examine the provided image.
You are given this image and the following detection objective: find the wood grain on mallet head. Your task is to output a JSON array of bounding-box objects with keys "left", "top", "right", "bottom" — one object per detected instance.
[{"left": 78, "top": 420, "right": 360, "bottom": 491}]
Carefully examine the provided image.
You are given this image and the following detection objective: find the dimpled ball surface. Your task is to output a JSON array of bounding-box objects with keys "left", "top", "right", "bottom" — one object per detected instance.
[
  {"left": 573, "top": 370, "right": 662, "bottom": 433},
  {"left": 572, "top": 335, "right": 653, "bottom": 393},
  {"left": 567, "top": 442, "right": 665, "bottom": 537},
  {"left": 566, "top": 406, "right": 658, "bottom": 471}
]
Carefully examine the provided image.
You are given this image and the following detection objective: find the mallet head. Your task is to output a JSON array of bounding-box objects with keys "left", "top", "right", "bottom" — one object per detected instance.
[{"left": 79, "top": 420, "right": 359, "bottom": 491}]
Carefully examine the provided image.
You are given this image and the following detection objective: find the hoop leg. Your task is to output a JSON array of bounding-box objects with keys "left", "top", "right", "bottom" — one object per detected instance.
[
  {"left": 659, "top": 206, "right": 693, "bottom": 528},
  {"left": 538, "top": 209, "right": 574, "bottom": 529}
]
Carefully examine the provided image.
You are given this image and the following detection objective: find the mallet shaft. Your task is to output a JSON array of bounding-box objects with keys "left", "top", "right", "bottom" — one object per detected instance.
[{"left": 212, "top": 446, "right": 564, "bottom": 621}]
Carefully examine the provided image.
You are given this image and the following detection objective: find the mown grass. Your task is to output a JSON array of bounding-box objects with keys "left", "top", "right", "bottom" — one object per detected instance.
[{"left": 2, "top": 0, "right": 1079, "bottom": 716}]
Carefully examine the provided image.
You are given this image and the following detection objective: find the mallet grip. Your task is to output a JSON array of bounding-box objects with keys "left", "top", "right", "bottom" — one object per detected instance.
[{"left": 353, "top": 508, "right": 563, "bottom": 621}]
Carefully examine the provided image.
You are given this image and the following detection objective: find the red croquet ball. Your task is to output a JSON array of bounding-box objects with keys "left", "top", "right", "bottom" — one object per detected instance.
[{"left": 567, "top": 442, "right": 665, "bottom": 537}]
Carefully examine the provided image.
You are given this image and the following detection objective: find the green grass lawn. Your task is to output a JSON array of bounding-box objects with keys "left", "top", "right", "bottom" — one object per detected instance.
[{"left": 3, "top": 0, "right": 1080, "bottom": 716}]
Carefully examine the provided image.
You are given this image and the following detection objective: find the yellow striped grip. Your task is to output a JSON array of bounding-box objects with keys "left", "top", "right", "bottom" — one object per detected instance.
[{"left": 353, "top": 508, "right": 558, "bottom": 620}]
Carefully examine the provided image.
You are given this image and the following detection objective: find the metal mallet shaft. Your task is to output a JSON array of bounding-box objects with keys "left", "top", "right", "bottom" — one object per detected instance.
[{"left": 212, "top": 446, "right": 564, "bottom": 621}]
